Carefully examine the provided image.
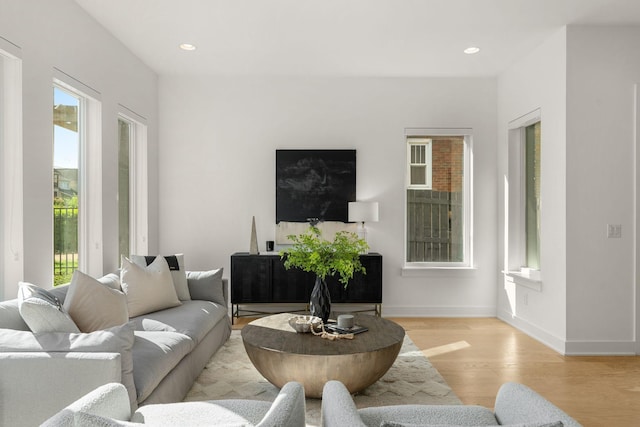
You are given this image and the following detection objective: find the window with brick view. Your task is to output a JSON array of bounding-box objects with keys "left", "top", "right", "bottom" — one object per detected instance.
[{"left": 406, "top": 135, "right": 468, "bottom": 265}]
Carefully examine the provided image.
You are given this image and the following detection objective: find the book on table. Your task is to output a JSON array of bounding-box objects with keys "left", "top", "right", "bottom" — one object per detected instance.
[{"left": 325, "top": 323, "right": 369, "bottom": 335}]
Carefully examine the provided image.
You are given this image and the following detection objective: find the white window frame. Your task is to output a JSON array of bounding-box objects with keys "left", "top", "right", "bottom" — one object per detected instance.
[
  {"left": 117, "top": 108, "right": 148, "bottom": 258},
  {"left": 407, "top": 138, "right": 432, "bottom": 190},
  {"left": 53, "top": 70, "right": 103, "bottom": 279},
  {"left": 0, "top": 40, "right": 23, "bottom": 300},
  {"left": 505, "top": 109, "right": 542, "bottom": 288},
  {"left": 403, "top": 128, "right": 473, "bottom": 271}
]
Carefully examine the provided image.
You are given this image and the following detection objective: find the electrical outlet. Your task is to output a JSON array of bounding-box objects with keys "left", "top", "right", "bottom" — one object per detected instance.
[
  {"left": 523, "top": 292, "right": 528, "bottom": 306},
  {"left": 607, "top": 224, "right": 622, "bottom": 238}
]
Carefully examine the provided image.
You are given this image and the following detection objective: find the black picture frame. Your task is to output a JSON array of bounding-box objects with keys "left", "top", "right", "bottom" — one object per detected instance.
[{"left": 276, "top": 149, "right": 356, "bottom": 223}]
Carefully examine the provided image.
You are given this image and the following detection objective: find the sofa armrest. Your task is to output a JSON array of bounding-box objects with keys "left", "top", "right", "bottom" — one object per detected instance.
[
  {"left": 321, "top": 380, "right": 367, "bottom": 427},
  {"left": 0, "top": 351, "right": 122, "bottom": 427},
  {"left": 42, "top": 382, "right": 132, "bottom": 426},
  {"left": 494, "top": 382, "right": 582, "bottom": 427},
  {"left": 257, "top": 381, "right": 306, "bottom": 427}
]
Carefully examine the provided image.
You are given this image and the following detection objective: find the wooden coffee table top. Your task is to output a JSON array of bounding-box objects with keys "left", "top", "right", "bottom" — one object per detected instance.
[{"left": 241, "top": 313, "right": 405, "bottom": 356}]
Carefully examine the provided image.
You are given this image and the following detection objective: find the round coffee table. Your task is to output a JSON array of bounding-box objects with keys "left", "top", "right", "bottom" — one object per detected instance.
[{"left": 241, "top": 313, "right": 405, "bottom": 398}]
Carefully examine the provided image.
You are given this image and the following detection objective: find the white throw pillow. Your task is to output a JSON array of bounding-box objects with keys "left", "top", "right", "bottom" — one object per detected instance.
[
  {"left": 63, "top": 270, "right": 129, "bottom": 332},
  {"left": 17, "top": 282, "right": 80, "bottom": 333},
  {"left": 120, "top": 256, "right": 181, "bottom": 318},
  {"left": 130, "top": 254, "right": 190, "bottom": 301}
]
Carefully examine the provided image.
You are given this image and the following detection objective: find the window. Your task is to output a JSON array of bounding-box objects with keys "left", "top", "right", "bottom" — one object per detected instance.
[
  {"left": 525, "top": 122, "right": 541, "bottom": 269},
  {"left": 118, "top": 109, "right": 148, "bottom": 261},
  {"left": 52, "top": 74, "right": 102, "bottom": 285},
  {"left": 53, "top": 86, "right": 80, "bottom": 285},
  {"left": 506, "top": 109, "right": 541, "bottom": 283},
  {"left": 405, "top": 130, "right": 472, "bottom": 267},
  {"left": 118, "top": 117, "right": 131, "bottom": 259},
  {"left": 407, "top": 139, "right": 432, "bottom": 189}
]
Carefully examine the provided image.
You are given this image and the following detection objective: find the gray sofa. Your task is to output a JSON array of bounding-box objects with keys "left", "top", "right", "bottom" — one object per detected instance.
[
  {"left": 0, "top": 272, "right": 231, "bottom": 427},
  {"left": 321, "top": 380, "right": 582, "bottom": 427}
]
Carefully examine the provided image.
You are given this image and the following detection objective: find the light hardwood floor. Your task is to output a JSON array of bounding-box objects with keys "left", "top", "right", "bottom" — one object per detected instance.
[
  {"left": 393, "top": 317, "right": 640, "bottom": 427},
  {"left": 235, "top": 316, "right": 640, "bottom": 426}
]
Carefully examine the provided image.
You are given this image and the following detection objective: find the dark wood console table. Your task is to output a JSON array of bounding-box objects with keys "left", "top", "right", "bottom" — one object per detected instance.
[{"left": 230, "top": 252, "right": 382, "bottom": 323}]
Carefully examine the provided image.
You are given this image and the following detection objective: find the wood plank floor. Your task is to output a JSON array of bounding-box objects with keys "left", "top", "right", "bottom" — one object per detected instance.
[
  {"left": 234, "top": 316, "right": 640, "bottom": 426},
  {"left": 393, "top": 317, "right": 640, "bottom": 427}
]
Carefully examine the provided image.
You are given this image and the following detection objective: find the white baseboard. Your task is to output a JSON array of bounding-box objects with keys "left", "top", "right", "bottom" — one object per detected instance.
[
  {"left": 498, "top": 308, "right": 637, "bottom": 355},
  {"left": 564, "top": 340, "right": 637, "bottom": 355},
  {"left": 497, "top": 308, "right": 566, "bottom": 354},
  {"left": 381, "top": 305, "right": 496, "bottom": 318}
]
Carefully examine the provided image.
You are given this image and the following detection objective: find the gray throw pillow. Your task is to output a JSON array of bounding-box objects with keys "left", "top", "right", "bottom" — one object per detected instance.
[
  {"left": 17, "top": 282, "right": 80, "bottom": 333},
  {"left": 186, "top": 269, "right": 225, "bottom": 305},
  {"left": 0, "top": 323, "right": 137, "bottom": 411}
]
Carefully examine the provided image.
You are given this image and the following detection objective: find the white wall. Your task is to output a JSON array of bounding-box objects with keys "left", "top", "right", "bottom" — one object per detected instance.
[
  {"left": 498, "top": 25, "right": 640, "bottom": 355},
  {"left": 0, "top": 0, "right": 158, "bottom": 297},
  {"left": 158, "top": 76, "right": 498, "bottom": 316},
  {"left": 497, "top": 28, "right": 568, "bottom": 351},
  {"left": 565, "top": 26, "right": 640, "bottom": 354}
]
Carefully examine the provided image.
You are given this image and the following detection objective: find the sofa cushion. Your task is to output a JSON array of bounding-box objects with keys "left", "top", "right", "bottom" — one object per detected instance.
[
  {"left": 186, "top": 268, "right": 224, "bottom": 305},
  {"left": 120, "top": 256, "right": 181, "bottom": 317},
  {"left": 359, "top": 406, "right": 500, "bottom": 427},
  {"left": 129, "top": 300, "right": 228, "bottom": 345},
  {"left": 17, "top": 282, "right": 80, "bottom": 333},
  {"left": 63, "top": 270, "right": 129, "bottom": 332},
  {"left": 132, "top": 330, "right": 194, "bottom": 402},
  {"left": 0, "top": 299, "right": 30, "bottom": 330},
  {"left": 0, "top": 323, "right": 137, "bottom": 411},
  {"left": 131, "top": 254, "right": 190, "bottom": 301}
]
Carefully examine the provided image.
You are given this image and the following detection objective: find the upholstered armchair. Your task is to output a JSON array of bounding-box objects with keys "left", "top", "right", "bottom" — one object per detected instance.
[
  {"left": 43, "top": 381, "right": 306, "bottom": 427},
  {"left": 321, "top": 380, "right": 582, "bottom": 427}
]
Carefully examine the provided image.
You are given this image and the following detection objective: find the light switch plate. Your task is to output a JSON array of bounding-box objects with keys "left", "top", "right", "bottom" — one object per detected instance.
[{"left": 607, "top": 224, "right": 622, "bottom": 238}]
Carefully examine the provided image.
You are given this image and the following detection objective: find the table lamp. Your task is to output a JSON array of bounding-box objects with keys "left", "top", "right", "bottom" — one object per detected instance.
[{"left": 348, "top": 201, "right": 379, "bottom": 251}]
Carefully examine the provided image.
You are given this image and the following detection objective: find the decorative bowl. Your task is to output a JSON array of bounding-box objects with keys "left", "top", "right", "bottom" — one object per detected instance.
[{"left": 288, "top": 315, "right": 322, "bottom": 333}]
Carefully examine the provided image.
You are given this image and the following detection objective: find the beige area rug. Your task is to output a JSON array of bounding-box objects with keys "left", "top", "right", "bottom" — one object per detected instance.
[{"left": 185, "top": 330, "right": 461, "bottom": 426}]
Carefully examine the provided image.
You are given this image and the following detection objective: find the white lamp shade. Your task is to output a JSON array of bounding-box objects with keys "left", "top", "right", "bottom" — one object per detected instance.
[{"left": 348, "top": 202, "right": 379, "bottom": 223}]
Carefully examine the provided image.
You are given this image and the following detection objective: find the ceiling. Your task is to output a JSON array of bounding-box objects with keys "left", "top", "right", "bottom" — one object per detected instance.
[{"left": 75, "top": 0, "right": 640, "bottom": 77}]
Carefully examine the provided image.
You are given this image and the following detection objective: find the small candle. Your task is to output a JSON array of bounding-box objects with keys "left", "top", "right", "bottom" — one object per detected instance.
[{"left": 337, "top": 314, "right": 354, "bottom": 329}]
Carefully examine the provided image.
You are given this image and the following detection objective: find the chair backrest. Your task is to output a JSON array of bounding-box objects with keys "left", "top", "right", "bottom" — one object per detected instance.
[
  {"left": 494, "top": 382, "right": 582, "bottom": 427},
  {"left": 41, "top": 383, "right": 132, "bottom": 426}
]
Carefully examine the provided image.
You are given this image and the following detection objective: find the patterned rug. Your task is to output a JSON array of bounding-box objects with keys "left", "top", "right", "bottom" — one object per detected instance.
[{"left": 185, "top": 330, "right": 461, "bottom": 426}]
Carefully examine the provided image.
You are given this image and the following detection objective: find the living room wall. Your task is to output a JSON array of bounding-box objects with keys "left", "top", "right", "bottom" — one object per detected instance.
[
  {"left": 565, "top": 25, "right": 640, "bottom": 354},
  {"left": 158, "top": 76, "right": 499, "bottom": 316},
  {"left": 498, "top": 25, "right": 640, "bottom": 355},
  {"left": 497, "top": 28, "right": 569, "bottom": 352},
  {"left": 0, "top": 0, "right": 158, "bottom": 299}
]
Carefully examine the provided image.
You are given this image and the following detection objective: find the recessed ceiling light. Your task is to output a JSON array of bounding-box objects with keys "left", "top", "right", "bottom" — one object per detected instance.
[
  {"left": 179, "top": 43, "right": 197, "bottom": 51},
  {"left": 464, "top": 46, "right": 480, "bottom": 55}
]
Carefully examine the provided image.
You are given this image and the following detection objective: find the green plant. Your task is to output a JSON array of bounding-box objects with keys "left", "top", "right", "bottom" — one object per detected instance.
[{"left": 280, "top": 225, "right": 368, "bottom": 288}]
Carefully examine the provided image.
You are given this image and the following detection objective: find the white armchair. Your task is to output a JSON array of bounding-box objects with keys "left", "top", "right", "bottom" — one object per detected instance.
[
  {"left": 321, "top": 380, "right": 582, "bottom": 427},
  {"left": 43, "top": 381, "right": 306, "bottom": 427}
]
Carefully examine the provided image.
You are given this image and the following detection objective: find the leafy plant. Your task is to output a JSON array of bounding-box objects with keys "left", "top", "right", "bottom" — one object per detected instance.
[{"left": 280, "top": 225, "right": 368, "bottom": 288}]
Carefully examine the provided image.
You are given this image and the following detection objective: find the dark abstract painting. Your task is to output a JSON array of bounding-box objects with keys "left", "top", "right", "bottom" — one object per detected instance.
[{"left": 276, "top": 149, "right": 356, "bottom": 223}]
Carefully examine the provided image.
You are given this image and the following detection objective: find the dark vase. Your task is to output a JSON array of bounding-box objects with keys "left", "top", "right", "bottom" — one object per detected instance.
[{"left": 310, "top": 276, "right": 331, "bottom": 323}]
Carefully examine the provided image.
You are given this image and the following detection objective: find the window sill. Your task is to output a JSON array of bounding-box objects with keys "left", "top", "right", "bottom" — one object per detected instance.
[
  {"left": 402, "top": 266, "right": 477, "bottom": 277},
  {"left": 503, "top": 271, "right": 542, "bottom": 292}
]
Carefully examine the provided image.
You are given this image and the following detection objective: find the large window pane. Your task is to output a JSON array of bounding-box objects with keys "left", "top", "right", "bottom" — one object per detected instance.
[
  {"left": 406, "top": 135, "right": 466, "bottom": 264},
  {"left": 53, "top": 87, "right": 80, "bottom": 285},
  {"left": 118, "top": 118, "right": 131, "bottom": 259}
]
